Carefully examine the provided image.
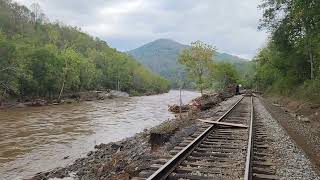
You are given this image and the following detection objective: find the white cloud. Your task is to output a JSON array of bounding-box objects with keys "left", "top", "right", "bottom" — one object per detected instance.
[{"left": 14, "top": 0, "right": 267, "bottom": 59}]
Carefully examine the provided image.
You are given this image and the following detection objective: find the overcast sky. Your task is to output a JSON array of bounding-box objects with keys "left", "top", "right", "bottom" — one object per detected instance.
[{"left": 15, "top": 0, "right": 267, "bottom": 59}]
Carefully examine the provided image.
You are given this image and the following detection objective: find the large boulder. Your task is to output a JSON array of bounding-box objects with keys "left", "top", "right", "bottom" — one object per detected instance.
[
  {"left": 78, "top": 91, "right": 101, "bottom": 101},
  {"left": 109, "top": 90, "right": 129, "bottom": 98},
  {"left": 27, "top": 99, "right": 47, "bottom": 107}
]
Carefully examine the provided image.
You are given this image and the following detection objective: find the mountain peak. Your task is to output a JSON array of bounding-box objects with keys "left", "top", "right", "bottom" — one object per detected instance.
[
  {"left": 131, "top": 38, "right": 187, "bottom": 52},
  {"left": 151, "top": 38, "right": 180, "bottom": 44},
  {"left": 127, "top": 39, "right": 248, "bottom": 87}
]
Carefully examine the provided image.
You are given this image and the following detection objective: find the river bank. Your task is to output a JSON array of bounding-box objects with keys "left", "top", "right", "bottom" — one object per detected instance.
[
  {"left": 0, "top": 90, "right": 168, "bottom": 109},
  {"left": 28, "top": 91, "right": 237, "bottom": 180}
]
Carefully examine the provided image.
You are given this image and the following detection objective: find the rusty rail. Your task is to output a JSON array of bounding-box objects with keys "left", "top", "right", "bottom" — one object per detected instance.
[{"left": 244, "top": 96, "right": 254, "bottom": 180}]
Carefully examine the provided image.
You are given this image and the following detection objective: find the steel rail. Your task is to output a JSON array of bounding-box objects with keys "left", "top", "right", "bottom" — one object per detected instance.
[
  {"left": 146, "top": 96, "right": 244, "bottom": 180},
  {"left": 244, "top": 96, "right": 254, "bottom": 180}
]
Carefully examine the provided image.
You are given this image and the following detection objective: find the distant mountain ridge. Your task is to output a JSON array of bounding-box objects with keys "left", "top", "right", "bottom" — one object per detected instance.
[{"left": 127, "top": 39, "right": 248, "bottom": 87}]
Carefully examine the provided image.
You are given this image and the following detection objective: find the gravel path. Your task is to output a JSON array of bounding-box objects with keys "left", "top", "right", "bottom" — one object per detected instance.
[{"left": 254, "top": 97, "right": 320, "bottom": 179}]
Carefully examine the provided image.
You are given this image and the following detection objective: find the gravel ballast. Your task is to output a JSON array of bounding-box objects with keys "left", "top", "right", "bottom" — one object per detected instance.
[{"left": 254, "top": 97, "right": 319, "bottom": 179}]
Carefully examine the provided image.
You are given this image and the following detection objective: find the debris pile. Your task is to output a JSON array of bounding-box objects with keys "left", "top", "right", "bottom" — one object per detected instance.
[
  {"left": 169, "top": 85, "right": 237, "bottom": 113},
  {"left": 190, "top": 93, "right": 224, "bottom": 110},
  {"left": 168, "top": 104, "right": 190, "bottom": 113}
]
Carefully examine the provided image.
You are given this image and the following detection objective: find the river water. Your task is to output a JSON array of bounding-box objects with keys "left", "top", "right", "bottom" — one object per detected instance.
[{"left": 0, "top": 90, "right": 199, "bottom": 179}]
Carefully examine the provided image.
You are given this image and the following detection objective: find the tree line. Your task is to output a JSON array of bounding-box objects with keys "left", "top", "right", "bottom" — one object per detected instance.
[
  {"left": 255, "top": 0, "right": 320, "bottom": 101},
  {"left": 0, "top": 0, "right": 170, "bottom": 102},
  {"left": 179, "top": 41, "right": 240, "bottom": 94}
]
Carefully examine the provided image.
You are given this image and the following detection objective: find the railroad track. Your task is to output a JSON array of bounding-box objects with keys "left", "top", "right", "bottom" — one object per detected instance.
[{"left": 134, "top": 96, "right": 279, "bottom": 180}]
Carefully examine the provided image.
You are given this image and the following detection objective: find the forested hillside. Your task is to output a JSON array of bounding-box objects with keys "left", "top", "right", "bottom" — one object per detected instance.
[
  {"left": 0, "top": 0, "right": 169, "bottom": 102},
  {"left": 128, "top": 39, "right": 247, "bottom": 87},
  {"left": 255, "top": 0, "right": 320, "bottom": 102}
]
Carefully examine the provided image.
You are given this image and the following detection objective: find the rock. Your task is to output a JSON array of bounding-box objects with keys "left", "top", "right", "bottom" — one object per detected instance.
[
  {"left": 168, "top": 104, "right": 190, "bottom": 113},
  {"left": 96, "top": 164, "right": 108, "bottom": 177},
  {"left": 15, "top": 103, "right": 26, "bottom": 108},
  {"left": 298, "top": 115, "right": 310, "bottom": 123},
  {"left": 97, "top": 92, "right": 112, "bottom": 100},
  {"left": 272, "top": 103, "right": 281, "bottom": 107},
  {"left": 111, "top": 143, "right": 122, "bottom": 150},
  {"left": 301, "top": 117, "right": 310, "bottom": 123},
  {"left": 109, "top": 90, "right": 129, "bottom": 98},
  {"left": 290, "top": 112, "right": 297, "bottom": 117},
  {"left": 78, "top": 91, "right": 99, "bottom": 101},
  {"left": 63, "top": 156, "right": 70, "bottom": 159},
  {"left": 110, "top": 172, "right": 130, "bottom": 180},
  {"left": 29, "top": 99, "right": 47, "bottom": 107},
  {"left": 87, "top": 151, "right": 93, "bottom": 156},
  {"left": 310, "top": 104, "right": 320, "bottom": 109},
  {"left": 94, "top": 143, "right": 108, "bottom": 149},
  {"left": 65, "top": 99, "right": 75, "bottom": 104},
  {"left": 149, "top": 132, "right": 173, "bottom": 151}
]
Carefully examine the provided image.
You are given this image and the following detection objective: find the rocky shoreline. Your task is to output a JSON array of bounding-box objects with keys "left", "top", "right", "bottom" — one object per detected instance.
[
  {"left": 0, "top": 89, "right": 172, "bottom": 110},
  {"left": 0, "top": 90, "right": 131, "bottom": 109},
  {"left": 28, "top": 91, "right": 238, "bottom": 180}
]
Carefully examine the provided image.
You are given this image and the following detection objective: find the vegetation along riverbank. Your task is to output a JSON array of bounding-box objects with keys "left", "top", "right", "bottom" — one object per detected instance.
[{"left": 0, "top": 0, "right": 170, "bottom": 108}]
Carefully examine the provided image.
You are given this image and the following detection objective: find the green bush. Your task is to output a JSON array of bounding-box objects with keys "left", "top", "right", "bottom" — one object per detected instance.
[{"left": 296, "top": 79, "right": 320, "bottom": 102}]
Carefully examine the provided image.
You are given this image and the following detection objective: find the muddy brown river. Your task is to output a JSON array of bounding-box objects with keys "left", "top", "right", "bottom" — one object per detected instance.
[{"left": 0, "top": 90, "right": 199, "bottom": 179}]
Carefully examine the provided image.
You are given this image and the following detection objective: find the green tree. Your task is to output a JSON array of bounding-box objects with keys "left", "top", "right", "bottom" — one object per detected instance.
[
  {"left": 210, "top": 62, "right": 239, "bottom": 90},
  {"left": 26, "top": 46, "right": 63, "bottom": 97},
  {"left": 179, "top": 41, "right": 215, "bottom": 94},
  {"left": 0, "top": 0, "right": 170, "bottom": 101},
  {"left": 0, "top": 31, "right": 18, "bottom": 102},
  {"left": 58, "top": 48, "right": 82, "bottom": 100},
  {"left": 259, "top": 0, "right": 320, "bottom": 80}
]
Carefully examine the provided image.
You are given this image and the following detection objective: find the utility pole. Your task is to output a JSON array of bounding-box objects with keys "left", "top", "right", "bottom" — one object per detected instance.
[{"left": 179, "top": 70, "right": 184, "bottom": 120}]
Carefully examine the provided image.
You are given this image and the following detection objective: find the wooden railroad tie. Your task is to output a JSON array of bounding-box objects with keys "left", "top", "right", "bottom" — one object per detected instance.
[{"left": 198, "top": 119, "right": 248, "bottom": 128}]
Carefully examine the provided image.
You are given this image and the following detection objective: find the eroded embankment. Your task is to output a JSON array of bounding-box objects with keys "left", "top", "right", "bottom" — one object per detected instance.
[
  {"left": 254, "top": 97, "right": 319, "bottom": 179},
  {"left": 28, "top": 92, "right": 239, "bottom": 180}
]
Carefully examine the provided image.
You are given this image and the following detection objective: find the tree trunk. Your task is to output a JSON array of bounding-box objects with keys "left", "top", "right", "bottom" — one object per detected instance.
[
  {"left": 309, "top": 51, "right": 314, "bottom": 80},
  {"left": 179, "top": 88, "right": 182, "bottom": 119},
  {"left": 199, "top": 75, "right": 203, "bottom": 95},
  {"left": 58, "top": 79, "right": 65, "bottom": 102},
  {"left": 58, "top": 61, "right": 68, "bottom": 102},
  {"left": 306, "top": 27, "right": 314, "bottom": 80}
]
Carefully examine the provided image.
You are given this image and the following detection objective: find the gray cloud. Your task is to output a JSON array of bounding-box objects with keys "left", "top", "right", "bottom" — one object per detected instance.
[{"left": 15, "top": 0, "right": 267, "bottom": 59}]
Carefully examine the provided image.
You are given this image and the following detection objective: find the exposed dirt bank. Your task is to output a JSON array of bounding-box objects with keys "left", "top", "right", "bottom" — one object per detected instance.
[
  {"left": 27, "top": 93, "right": 240, "bottom": 180},
  {"left": 254, "top": 97, "right": 319, "bottom": 179},
  {"left": 259, "top": 95, "right": 320, "bottom": 175}
]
